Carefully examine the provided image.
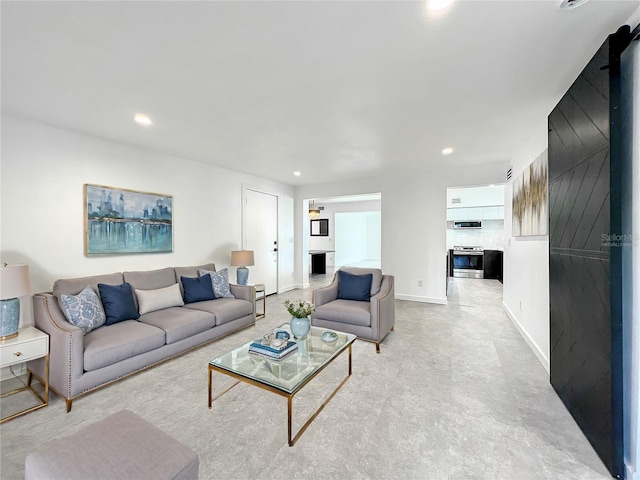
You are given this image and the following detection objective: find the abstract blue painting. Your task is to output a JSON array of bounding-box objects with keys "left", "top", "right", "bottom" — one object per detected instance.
[{"left": 85, "top": 184, "right": 173, "bottom": 255}]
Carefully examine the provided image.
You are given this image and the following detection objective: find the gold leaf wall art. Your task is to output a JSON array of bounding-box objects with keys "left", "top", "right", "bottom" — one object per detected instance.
[{"left": 512, "top": 150, "right": 548, "bottom": 236}]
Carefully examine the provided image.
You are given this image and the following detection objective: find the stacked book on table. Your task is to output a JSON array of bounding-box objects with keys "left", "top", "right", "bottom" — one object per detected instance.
[{"left": 249, "top": 339, "right": 298, "bottom": 361}]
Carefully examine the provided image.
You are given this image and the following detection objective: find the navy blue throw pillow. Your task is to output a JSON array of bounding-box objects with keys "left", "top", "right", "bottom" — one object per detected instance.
[
  {"left": 97, "top": 283, "right": 140, "bottom": 325},
  {"left": 337, "top": 270, "right": 373, "bottom": 302},
  {"left": 181, "top": 274, "right": 215, "bottom": 304}
]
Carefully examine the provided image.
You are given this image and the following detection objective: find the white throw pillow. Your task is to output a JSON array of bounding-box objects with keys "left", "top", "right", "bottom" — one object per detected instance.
[{"left": 135, "top": 283, "right": 184, "bottom": 315}]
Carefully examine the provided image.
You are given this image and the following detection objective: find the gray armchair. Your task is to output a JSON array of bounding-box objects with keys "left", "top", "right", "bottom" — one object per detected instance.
[{"left": 311, "top": 267, "right": 395, "bottom": 353}]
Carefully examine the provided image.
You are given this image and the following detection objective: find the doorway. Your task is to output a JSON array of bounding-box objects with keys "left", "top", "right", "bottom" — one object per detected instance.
[
  {"left": 306, "top": 193, "right": 382, "bottom": 284},
  {"left": 244, "top": 188, "right": 278, "bottom": 295}
]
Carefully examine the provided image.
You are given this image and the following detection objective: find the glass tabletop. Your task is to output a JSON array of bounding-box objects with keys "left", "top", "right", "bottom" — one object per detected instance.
[{"left": 209, "top": 324, "right": 356, "bottom": 394}]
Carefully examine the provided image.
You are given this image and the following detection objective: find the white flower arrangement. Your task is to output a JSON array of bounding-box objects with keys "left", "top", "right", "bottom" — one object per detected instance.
[{"left": 284, "top": 299, "right": 315, "bottom": 318}]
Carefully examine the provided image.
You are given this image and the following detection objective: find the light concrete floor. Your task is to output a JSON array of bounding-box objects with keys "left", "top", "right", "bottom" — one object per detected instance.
[{"left": 0, "top": 278, "right": 609, "bottom": 479}]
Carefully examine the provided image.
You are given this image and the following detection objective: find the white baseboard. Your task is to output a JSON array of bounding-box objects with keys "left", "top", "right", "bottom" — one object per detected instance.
[
  {"left": 502, "top": 301, "right": 550, "bottom": 374},
  {"left": 395, "top": 294, "right": 448, "bottom": 305},
  {"left": 292, "top": 283, "right": 310, "bottom": 290},
  {"left": 278, "top": 284, "right": 297, "bottom": 294}
]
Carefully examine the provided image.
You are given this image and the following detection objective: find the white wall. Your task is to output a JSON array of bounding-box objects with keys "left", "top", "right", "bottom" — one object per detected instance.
[
  {"left": 295, "top": 162, "right": 508, "bottom": 304},
  {"left": 366, "top": 212, "right": 381, "bottom": 261},
  {"left": 333, "top": 211, "right": 381, "bottom": 267},
  {"left": 335, "top": 212, "right": 368, "bottom": 266},
  {"left": 502, "top": 128, "right": 550, "bottom": 373},
  {"left": 0, "top": 115, "right": 295, "bottom": 326}
]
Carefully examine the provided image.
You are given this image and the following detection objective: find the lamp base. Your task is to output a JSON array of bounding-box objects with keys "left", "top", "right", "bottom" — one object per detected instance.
[
  {"left": 236, "top": 267, "right": 249, "bottom": 286},
  {"left": 0, "top": 298, "right": 20, "bottom": 340}
]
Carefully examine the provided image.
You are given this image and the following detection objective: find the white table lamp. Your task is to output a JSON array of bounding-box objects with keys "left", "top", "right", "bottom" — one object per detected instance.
[
  {"left": 1, "top": 264, "right": 31, "bottom": 340},
  {"left": 230, "top": 250, "right": 254, "bottom": 285}
]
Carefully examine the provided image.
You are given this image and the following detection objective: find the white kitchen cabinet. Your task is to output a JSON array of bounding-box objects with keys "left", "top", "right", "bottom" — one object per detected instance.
[
  {"left": 447, "top": 206, "right": 504, "bottom": 221},
  {"left": 482, "top": 206, "right": 502, "bottom": 220},
  {"left": 446, "top": 209, "right": 455, "bottom": 221}
]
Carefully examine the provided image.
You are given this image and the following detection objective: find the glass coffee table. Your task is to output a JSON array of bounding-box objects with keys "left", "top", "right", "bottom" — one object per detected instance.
[{"left": 208, "top": 323, "right": 356, "bottom": 446}]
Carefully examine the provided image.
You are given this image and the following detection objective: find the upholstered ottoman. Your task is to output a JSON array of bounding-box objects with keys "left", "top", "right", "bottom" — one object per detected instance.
[{"left": 25, "top": 410, "right": 199, "bottom": 480}]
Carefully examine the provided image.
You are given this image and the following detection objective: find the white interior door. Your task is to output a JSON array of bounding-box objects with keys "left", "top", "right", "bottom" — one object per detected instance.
[{"left": 244, "top": 189, "right": 278, "bottom": 295}]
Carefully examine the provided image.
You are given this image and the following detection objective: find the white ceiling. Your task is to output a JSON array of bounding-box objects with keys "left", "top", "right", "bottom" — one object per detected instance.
[{"left": 2, "top": 1, "right": 637, "bottom": 186}]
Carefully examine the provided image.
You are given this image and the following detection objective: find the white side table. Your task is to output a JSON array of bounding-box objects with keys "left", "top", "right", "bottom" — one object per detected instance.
[
  {"left": 253, "top": 284, "right": 266, "bottom": 319},
  {"left": 0, "top": 326, "right": 49, "bottom": 423}
]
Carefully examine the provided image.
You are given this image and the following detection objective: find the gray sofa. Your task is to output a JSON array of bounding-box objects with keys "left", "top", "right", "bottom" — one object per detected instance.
[
  {"left": 311, "top": 267, "right": 395, "bottom": 353},
  {"left": 30, "top": 263, "right": 255, "bottom": 412}
]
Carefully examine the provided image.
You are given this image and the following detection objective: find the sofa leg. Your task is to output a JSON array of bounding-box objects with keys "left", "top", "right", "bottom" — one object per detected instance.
[
  {"left": 391, "top": 325, "right": 395, "bottom": 331},
  {"left": 376, "top": 343, "right": 380, "bottom": 354},
  {"left": 26, "top": 370, "right": 33, "bottom": 386},
  {"left": 66, "top": 399, "right": 73, "bottom": 413}
]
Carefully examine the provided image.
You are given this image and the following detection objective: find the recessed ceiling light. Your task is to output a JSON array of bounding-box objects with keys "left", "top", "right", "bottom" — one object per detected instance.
[
  {"left": 293, "top": 171, "right": 301, "bottom": 177},
  {"left": 134, "top": 113, "right": 152, "bottom": 126},
  {"left": 442, "top": 147, "right": 454, "bottom": 155},
  {"left": 427, "top": 0, "right": 454, "bottom": 12}
]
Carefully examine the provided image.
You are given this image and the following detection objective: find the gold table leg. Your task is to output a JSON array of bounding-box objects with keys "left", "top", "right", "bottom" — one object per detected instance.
[
  {"left": 209, "top": 365, "right": 242, "bottom": 408},
  {"left": 287, "top": 344, "right": 353, "bottom": 446}
]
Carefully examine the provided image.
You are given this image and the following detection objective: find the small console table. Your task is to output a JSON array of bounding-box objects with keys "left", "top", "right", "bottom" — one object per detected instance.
[
  {"left": 253, "top": 284, "right": 266, "bottom": 319},
  {"left": 0, "top": 326, "right": 49, "bottom": 423}
]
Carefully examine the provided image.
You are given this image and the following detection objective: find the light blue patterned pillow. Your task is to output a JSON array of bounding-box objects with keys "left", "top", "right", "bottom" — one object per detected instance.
[
  {"left": 198, "top": 268, "right": 235, "bottom": 299},
  {"left": 60, "top": 285, "right": 106, "bottom": 334}
]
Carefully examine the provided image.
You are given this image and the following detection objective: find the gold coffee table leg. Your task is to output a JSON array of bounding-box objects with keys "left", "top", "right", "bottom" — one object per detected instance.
[
  {"left": 287, "top": 345, "right": 353, "bottom": 447},
  {"left": 209, "top": 365, "right": 242, "bottom": 408}
]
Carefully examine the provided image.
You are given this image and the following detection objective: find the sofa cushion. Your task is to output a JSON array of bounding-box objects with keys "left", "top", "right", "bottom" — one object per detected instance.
[
  {"left": 339, "top": 267, "right": 383, "bottom": 296},
  {"left": 314, "top": 299, "right": 371, "bottom": 327},
  {"left": 135, "top": 283, "right": 184, "bottom": 315},
  {"left": 138, "top": 307, "right": 215, "bottom": 344},
  {"left": 184, "top": 298, "right": 253, "bottom": 326},
  {"left": 337, "top": 270, "right": 373, "bottom": 302},
  {"left": 98, "top": 283, "right": 140, "bottom": 325},
  {"left": 123, "top": 267, "right": 177, "bottom": 291},
  {"left": 174, "top": 264, "right": 216, "bottom": 284},
  {"left": 181, "top": 275, "right": 215, "bottom": 303},
  {"left": 59, "top": 285, "right": 106, "bottom": 334},
  {"left": 199, "top": 268, "right": 234, "bottom": 299},
  {"left": 83, "top": 320, "right": 165, "bottom": 371},
  {"left": 53, "top": 272, "right": 123, "bottom": 301}
]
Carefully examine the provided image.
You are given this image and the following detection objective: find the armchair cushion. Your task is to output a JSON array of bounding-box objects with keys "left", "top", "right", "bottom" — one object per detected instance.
[
  {"left": 339, "top": 267, "right": 383, "bottom": 296},
  {"left": 337, "top": 270, "right": 372, "bottom": 301},
  {"left": 314, "top": 299, "right": 371, "bottom": 327}
]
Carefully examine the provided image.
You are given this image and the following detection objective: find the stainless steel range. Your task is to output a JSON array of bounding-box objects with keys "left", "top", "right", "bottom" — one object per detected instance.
[{"left": 452, "top": 246, "right": 484, "bottom": 279}]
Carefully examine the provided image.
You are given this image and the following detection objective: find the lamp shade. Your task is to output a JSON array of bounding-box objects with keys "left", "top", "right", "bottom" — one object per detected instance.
[
  {"left": 230, "top": 250, "right": 254, "bottom": 267},
  {"left": 309, "top": 200, "right": 321, "bottom": 219},
  {"left": 1, "top": 264, "right": 31, "bottom": 300}
]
